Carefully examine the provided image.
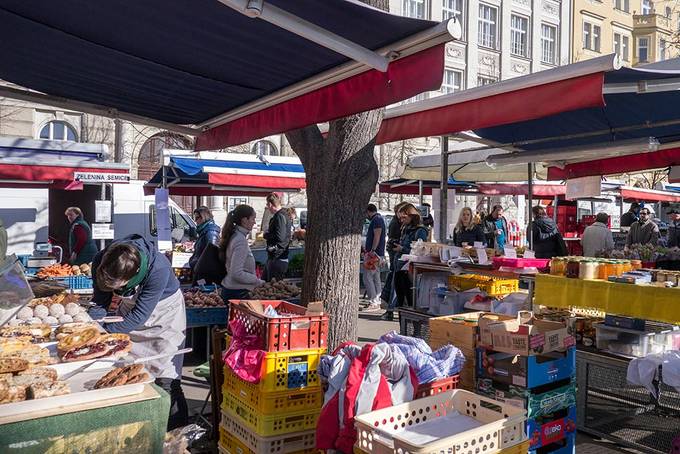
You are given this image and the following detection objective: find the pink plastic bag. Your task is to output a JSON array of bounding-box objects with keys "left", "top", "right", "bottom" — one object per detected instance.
[{"left": 223, "top": 319, "right": 266, "bottom": 383}]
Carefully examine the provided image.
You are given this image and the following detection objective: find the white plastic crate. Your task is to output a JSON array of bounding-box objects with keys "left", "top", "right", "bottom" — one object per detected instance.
[{"left": 355, "top": 389, "right": 526, "bottom": 454}]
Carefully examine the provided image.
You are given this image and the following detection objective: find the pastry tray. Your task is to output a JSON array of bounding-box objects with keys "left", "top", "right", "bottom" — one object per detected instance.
[{"left": 0, "top": 362, "right": 153, "bottom": 420}]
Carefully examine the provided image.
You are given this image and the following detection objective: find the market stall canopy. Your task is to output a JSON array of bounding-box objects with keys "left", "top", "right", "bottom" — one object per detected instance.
[
  {"left": 378, "top": 177, "right": 565, "bottom": 196},
  {"left": 399, "top": 147, "right": 550, "bottom": 182},
  {"left": 0, "top": 0, "right": 460, "bottom": 149},
  {"left": 468, "top": 58, "right": 680, "bottom": 180},
  {"left": 616, "top": 186, "right": 680, "bottom": 203},
  {"left": 0, "top": 137, "right": 130, "bottom": 189},
  {"left": 378, "top": 177, "right": 475, "bottom": 195},
  {"left": 373, "top": 54, "right": 619, "bottom": 145},
  {"left": 144, "top": 151, "right": 305, "bottom": 196}
]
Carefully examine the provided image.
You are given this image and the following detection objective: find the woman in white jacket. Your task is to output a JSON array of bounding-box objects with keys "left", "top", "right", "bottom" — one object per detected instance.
[{"left": 218, "top": 204, "right": 264, "bottom": 301}]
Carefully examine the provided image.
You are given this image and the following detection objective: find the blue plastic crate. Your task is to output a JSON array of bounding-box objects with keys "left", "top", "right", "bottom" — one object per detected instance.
[
  {"left": 186, "top": 307, "right": 228, "bottom": 328},
  {"left": 17, "top": 255, "right": 30, "bottom": 267},
  {"left": 53, "top": 275, "right": 93, "bottom": 289},
  {"left": 526, "top": 405, "right": 576, "bottom": 451}
]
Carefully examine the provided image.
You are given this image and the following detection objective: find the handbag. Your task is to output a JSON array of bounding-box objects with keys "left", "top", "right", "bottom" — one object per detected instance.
[{"left": 192, "top": 243, "right": 226, "bottom": 285}]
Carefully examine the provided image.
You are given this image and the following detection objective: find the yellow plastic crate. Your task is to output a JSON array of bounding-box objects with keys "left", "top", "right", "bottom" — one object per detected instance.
[
  {"left": 223, "top": 393, "right": 320, "bottom": 437},
  {"left": 220, "top": 410, "right": 317, "bottom": 454},
  {"left": 223, "top": 367, "right": 322, "bottom": 414},
  {"left": 448, "top": 274, "right": 519, "bottom": 296},
  {"left": 499, "top": 440, "right": 529, "bottom": 454},
  {"left": 224, "top": 347, "right": 324, "bottom": 393}
]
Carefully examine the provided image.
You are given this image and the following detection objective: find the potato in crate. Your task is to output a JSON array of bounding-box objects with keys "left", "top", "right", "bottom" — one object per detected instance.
[{"left": 355, "top": 389, "right": 526, "bottom": 454}]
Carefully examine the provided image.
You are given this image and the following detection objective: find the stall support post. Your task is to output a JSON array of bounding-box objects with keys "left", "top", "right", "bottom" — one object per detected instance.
[
  {"left": 114, "top": 118, "right": 123, "bottom": 163},
  {"left": 439, "top": 136, "right": 449, "bottom": 243},
  {"left": 99, "top": 184, "right": 106, "bottom": 250},
  {"left": 553, "top": 195, "right": 558, "bottom": 223},
  {"left": 419, "top": 180, "right": 424, "bottom": 206},
  {"left": 527, "top": 162, "right": 534, "bottom": 250}
]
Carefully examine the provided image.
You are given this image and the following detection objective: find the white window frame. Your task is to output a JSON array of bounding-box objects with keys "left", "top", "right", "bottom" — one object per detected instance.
[
  {"left": 477, "top": 76, "right": 497, "bottom": 86},
  {"left": 622, "top": 35, "right": 630, "bottom": 61},
  {"left": 510, "top": 14, "right": 530, "bottom": 57},
  {"left": 478, "top": 3, "right": 499, "bottom": 49},
  {"left": 638, "top": 36, "right": 649, "bottom": 62},
  {"left": 442, "top": 68, "right": 463, "bottom": 94},
  {"left": 641, "top": 0, "right": 651, "bottom": 15},
  {"left": 614, "top": 0, "right": 630, "bottom": 12},
  {"left": 403, "top": 0, "right": 427, "bottom": 19},
  {"left": 593, "top": 24, "right": 601, "bottom": 52},
  {"left": 583, "top": 21, "right": 592, "bottom": 50},
  {"left": 659, "top": 38, "right": 667, "bottom": 61},
  {"left": 541, "top": 23, "right": 558, "bottom": 64},
  {"left": 442, "top": 0, "right": 464, "bottom": 31},
  {"left": 38, "top": 120, "right": 78, "bottom": 142}
]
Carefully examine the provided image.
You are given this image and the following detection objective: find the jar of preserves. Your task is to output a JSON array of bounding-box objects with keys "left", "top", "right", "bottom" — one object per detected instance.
[
  {"left": 598, "top": 261, "right": 612, "bottom": 280},
  {"left": 631, "top": 260, "right": 642, "bottom": 270},
  {"left": 612, "top": 261, "right": 625, "bottom": 277},
  {"left": 579, "top": 260, "right": 598, "bottom": 280},
  {"left": 550, "top": 258, "right": 566, "bottom": 276},
  {"left": 566, "top": 259, "right": 581, "bottom": 278}
]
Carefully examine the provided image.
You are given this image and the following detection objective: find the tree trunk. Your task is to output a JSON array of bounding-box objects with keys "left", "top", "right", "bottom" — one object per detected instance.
[{"left": 286, "top": 111, "right": 383, "bottom": 349}]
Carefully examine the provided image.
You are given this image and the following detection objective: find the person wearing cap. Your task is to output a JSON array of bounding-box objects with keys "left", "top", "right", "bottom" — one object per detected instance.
[
  {"left": 666, "top": 204, "right": 680, "bottom": 247},
  {"left": 581, "top": 213, "right": 614, "bottom": 257},
  {"left": 626, "top": 207, "right": 659, "bottom": 247},
  {"left": 620, "top": 202, "right": 640, "bottom": 228}
]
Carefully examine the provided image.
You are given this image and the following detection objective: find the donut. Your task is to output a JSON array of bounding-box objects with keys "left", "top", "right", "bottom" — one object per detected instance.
[
  {"left": 33, "top": 305, "right": 49, "bottom": 319},
  {"left": 49, "top": 304, "right": 65, "bottom": 317},
  {"left": 65, "top": 303, "right": 80, "bottom": 316},
  {"left": 16, "top": 307, "right": 33, "bottom": 320}
]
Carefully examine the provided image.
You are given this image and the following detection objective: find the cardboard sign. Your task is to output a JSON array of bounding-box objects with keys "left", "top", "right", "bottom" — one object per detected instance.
[
  {"left": 523, "top": 249, "right": 536, "bottom": 259},
  {"left": 95, "top": 200, "right": 112, "bottom": 223},
  {"left": 476, "top": 248, "right": 489, "bottom": 265},
  {"left": 504, "top": 247, "right": 517, "bottom": 258},
  {"left": 473, "top": 241, "right": 484, "bottom": 248},
  {"left": 171, "top": 252, "right": 193, "bottom": 269},
  {"left": 155, "top": 188, "right": 172, "bottom": 251},
  {"left": 91, "top": 223, "right": 114, "bottom": 239}
]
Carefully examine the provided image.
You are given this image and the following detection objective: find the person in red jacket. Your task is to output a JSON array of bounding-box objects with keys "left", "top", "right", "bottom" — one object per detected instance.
[{"left": 65, "top": 207, "right": 98, "bottom": 265}]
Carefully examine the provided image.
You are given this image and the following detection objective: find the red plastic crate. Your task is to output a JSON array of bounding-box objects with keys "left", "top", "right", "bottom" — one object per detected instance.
[
  {"left": 493, "top": 257, "right": 550, "bottom": 269},
  {"left": 228, "top": 300, "right": 329, "bottom": 352},
  {"left": 414, "top": 375, "right": 459, "bottom": 399}
]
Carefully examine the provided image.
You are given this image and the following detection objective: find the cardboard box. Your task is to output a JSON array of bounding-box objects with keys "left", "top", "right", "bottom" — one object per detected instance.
[
  {"left": 475, "top": 378, "right": 575, "bottom": 419},
  {"left": 526, "top": 405, "right": 577, "bottom": 450},
  {"left": 479, "top": 312, "right": 575, "bottom": 355},
  {"left": 429, "top": 312, "right": 513, "bottom": 350},
  {"left": 476, "top": 347, "right": 576, "bottom": 389}
]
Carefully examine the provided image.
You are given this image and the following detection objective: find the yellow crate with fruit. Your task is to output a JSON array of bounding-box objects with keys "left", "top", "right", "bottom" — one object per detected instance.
[{"left": 448, "top": 274, "right": 519, "bottom": 296}]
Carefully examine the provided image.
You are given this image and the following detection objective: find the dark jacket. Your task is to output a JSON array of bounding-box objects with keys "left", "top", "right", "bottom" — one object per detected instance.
[
  {"left": 90, "top": 234, "right": 180, "bottom": 334},
  {"left": 528, "top": 217, "right": 568, "bottom": 259},
  {"left": 483, "top": 215, "right": 509, "bottom": 249},
  {"left": 668, "top": 222, "right": 680, "bottom": 248},
  {"left": 264, "top": 208, "right": 291, "bottom": 260},
  {"left": 68, "top": 217, "right": 98, "bottom": 265},
  {"left": 397, "top": 224, "right": 429, "bottom": 260},
  {"left": 189, "top": 220, "right": 220, "bottom": 269},
  {"left": 452, "top": 225, "right": 486, "bottom": 247},
  {"left": 620, "top": 211, "right": 638, "bottom": 228}
]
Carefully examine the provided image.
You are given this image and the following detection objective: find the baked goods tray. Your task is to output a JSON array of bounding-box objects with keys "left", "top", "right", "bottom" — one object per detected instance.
[{"left": 0, "top": 363, "right": 153, "bottom": 420}]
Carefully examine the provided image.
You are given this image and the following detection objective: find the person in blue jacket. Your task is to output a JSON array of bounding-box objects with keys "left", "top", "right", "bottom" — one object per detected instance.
[
  {"left": 188, "top": 206, "right": 221, "bottom": 270},
  {"left": 90, "top": 234, "right": 187, "bottom": 429},
  {"left": 383, "top": 203, "right": 429, "bottom": 321}
]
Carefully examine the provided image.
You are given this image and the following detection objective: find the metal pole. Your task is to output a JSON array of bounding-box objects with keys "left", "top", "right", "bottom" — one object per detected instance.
[
  {"left": 99, "top": 184, "right": 106, "bottom": 250},
  {"left": 114, "top": 118, "right": 123, "bottom": 163},
  {"left": 439, "top": 136, "right": 449, "bottom": 243},
  {"left": 418, "top": 180, "right": 424, "bottom": 206},
  {"left": 553, "top": 195, "right": 558, "bottom": 223},
  {"left": 528, "top": 163, "right": 534, "bottom": 250}
]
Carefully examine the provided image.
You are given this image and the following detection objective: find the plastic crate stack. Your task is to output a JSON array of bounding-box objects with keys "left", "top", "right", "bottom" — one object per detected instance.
[
  {"left": 219, "top": 300, "right": 329, "bottom": 454},
  {"left": 475, "top": 314, "right": 577, "bottom": 454}
]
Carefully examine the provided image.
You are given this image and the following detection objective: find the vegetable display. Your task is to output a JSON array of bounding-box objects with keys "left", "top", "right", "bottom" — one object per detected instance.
[
  {"left": 36, "top": 263, "right": 91, "bottom": 278},
  {"left": 182, "top": 289, "right": 224, "bottom": 308},
  {"left": 250, "top": 279, "right": 301, "bottom": 300}
]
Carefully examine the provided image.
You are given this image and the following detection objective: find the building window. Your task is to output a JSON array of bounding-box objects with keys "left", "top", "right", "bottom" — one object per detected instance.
[
  {"left": 614, "top": 0, "right": 629, "bottom": 12},
  {"left": 403, "top": 0, "right": 426, "bottom": 18},
  {"left": 622, "top": 35, "right": 630, "bottom": 61},
  {"left": 641, "top": 0, "right": 651, "bottom": 15},
  {"left": 593, "top": 25, "right": 601, "bottom": 52},
  {"left": 541, "top": 23, "right": 558, "bottom": 64},
  {"left": 478, "top": 4, "right": 498, "bottom": 49},
  {"left": 615, "top": 33, "right": 631, "bottom": 61},
  {"left": 252, "top": 140, "right": 280, "bottom": 157},
  {"left": 442, "top": 69, "right": 463, "bottom": 94},
  {"left": 659, "top": 38, "right": 667, "bottom": 61},
  {"left": 442, "top": 0, "right": 464, "bottom": 30},
  {"left": 403, "top": 92, "right": 429, "bottom": 104},
  {"left": 638, "top": 37, "right": 649, "bottom": 62},
  {"left": 665, "top": 6, "right": 672, "bottom": 18},
  {"left": 39, "top": 120, "right": 78, "bottom": 141},
  {"left": 477, "top": 76, "right": 497, "bottom": 86},
  {"left": 583, "top": 22, "right": 601, "bottom": 51},
  {"left": 510, "top": 15, "right": 529, "bottom": 57}
]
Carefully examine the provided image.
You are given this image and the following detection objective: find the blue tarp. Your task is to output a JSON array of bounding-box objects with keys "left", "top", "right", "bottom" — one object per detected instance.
[
  {"left": 0, "top": 0, "right": 435, "bottom": 125},
  {"left": 171, "top": 156, "right": 304, "bottom": 176},
  {"left": 474, "top": 59, "right": 680, "bottom": 151}
]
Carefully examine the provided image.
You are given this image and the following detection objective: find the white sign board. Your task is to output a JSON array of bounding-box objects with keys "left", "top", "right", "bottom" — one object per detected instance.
[
  {"left": 92, "top": 223, "right": 115, "bottom": 239},
  {"left": 566, "top": 176, "right": 601, "bottom": 200},
  {"left": 155, "top": 188, "right": 172, "bottom": 251},
  {"left": 523, "top": 249, "right": 536, "bottom": 259},
  {"left": 504, "top": 247, "right": 517, "bottom": 258},
  {"left": 74, "top": 172, "right": 130, "bottom": 183},
  {"left": 171, "top": 252, "right": 194, "bottom": 269},
  {"left": 476, "top": 248, "right": 489, "bottom": 265},
  {"left": 95, "top": 200, "right": 112, "bottom": 223}
]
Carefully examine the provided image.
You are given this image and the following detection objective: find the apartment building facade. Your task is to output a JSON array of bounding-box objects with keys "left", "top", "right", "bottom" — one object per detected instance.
[{"left": 632, "top": 0, "right": 679, "bottom": 65}]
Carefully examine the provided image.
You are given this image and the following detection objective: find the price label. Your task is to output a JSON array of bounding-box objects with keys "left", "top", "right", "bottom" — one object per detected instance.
[
  {"left": 523, "top": 249, "right": 536, "bottom": 259},
  {"left": 504, "top": 247, "right": 517, "bottom": 258},
  {"left": 451, "top": 246, "right": 462, "bottom": 257},
  {"left": 477, "top": 248, "right": 489, "bottom": 265},
  {"left": 473, "top": 241, "right": 484, "bottom": 248}
]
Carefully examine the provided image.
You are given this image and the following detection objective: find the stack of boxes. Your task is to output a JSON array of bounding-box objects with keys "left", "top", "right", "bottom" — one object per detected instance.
[
  {"left": 475, "top": 314, "right": 577, "bottom": 454},
  {"left": 219, "top": 300, "right": 328, "bottom": 454}
]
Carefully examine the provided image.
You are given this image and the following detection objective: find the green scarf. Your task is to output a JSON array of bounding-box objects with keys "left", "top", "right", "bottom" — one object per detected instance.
[{"left": 117, "top": 248, "right": 149, "bottom": 295}]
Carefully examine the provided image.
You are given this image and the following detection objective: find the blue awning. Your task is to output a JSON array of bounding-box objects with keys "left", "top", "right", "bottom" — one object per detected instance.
[
  {"left": 0, "top": 0, "right": 445, "bottom": 128},
  {"left": 474, "top": 59, "right": 680, "bottom": 152}
]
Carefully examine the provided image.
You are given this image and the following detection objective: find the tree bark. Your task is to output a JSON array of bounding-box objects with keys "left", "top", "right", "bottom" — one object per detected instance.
[{"left": 286, "top": 110, "right": 383, "bottom": 349}]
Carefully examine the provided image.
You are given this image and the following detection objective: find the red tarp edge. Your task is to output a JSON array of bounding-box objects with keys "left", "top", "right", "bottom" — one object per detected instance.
[
  {"left": 143, "top": 185, "right": 298, "bottom": 197},
  {"left": 476, "top": 184, "right": 566, "bottom": 196},
  {"left": 620, "top": 188, "right": 680, "bottom": 203},
  {"left": 0, "top": 164, "right": 128, "bottom": 182},
  {"left": 208, "top": 173, "right": 306, "bottom": 189},
  {"left": 195, "top": 44, "right": 446, "bottom": 150},
  {"left": 375, "top": 72, "right": 605, "bottom": 144},
  {"left": 548, "top": 147, "right": 680, "bottom": 180}
]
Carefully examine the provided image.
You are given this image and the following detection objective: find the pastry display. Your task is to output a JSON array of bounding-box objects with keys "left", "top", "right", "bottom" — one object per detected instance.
[
  {"left": 0, "top": 365, "right": 69, "bottom": 404},
  {"left": 0, "top": 324, "right": 51, "bottom": 343},
  {"left": 10, "top": 294, "right": 89, "bottom": 326},
  {"left": 57, "top": 327, "right": 101, "bottom": 354},
  {"left": 98, "top": 333, "right": 132, "bottom": 359},
  {"left": 28, "top": 381, "right": 71, "bottom": 399},
  {"left": 0, "top": 358, "right": 29, "bottom": 374},
  {"left": 94, "top": 364, "right": 149, "bottom": 389}
]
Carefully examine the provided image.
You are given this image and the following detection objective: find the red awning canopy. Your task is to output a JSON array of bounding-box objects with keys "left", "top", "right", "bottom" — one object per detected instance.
[
  {"left": 475, "top": 183, "right": 565, "bottom": 196},
  {"left": 196, "top": 45, "right": 446, "bottom": 150},
  {"left": 375, "top": 72, "right": 605, "bottom": 145},
  {"left": 548, "top": 147, "right": 680, "bottom": 180},
  {"left": 0, "top": 163, "right": 130, "bottom": 187},
  {"left": 619, "top": 187, "right": 680, "bottom": 203}
]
